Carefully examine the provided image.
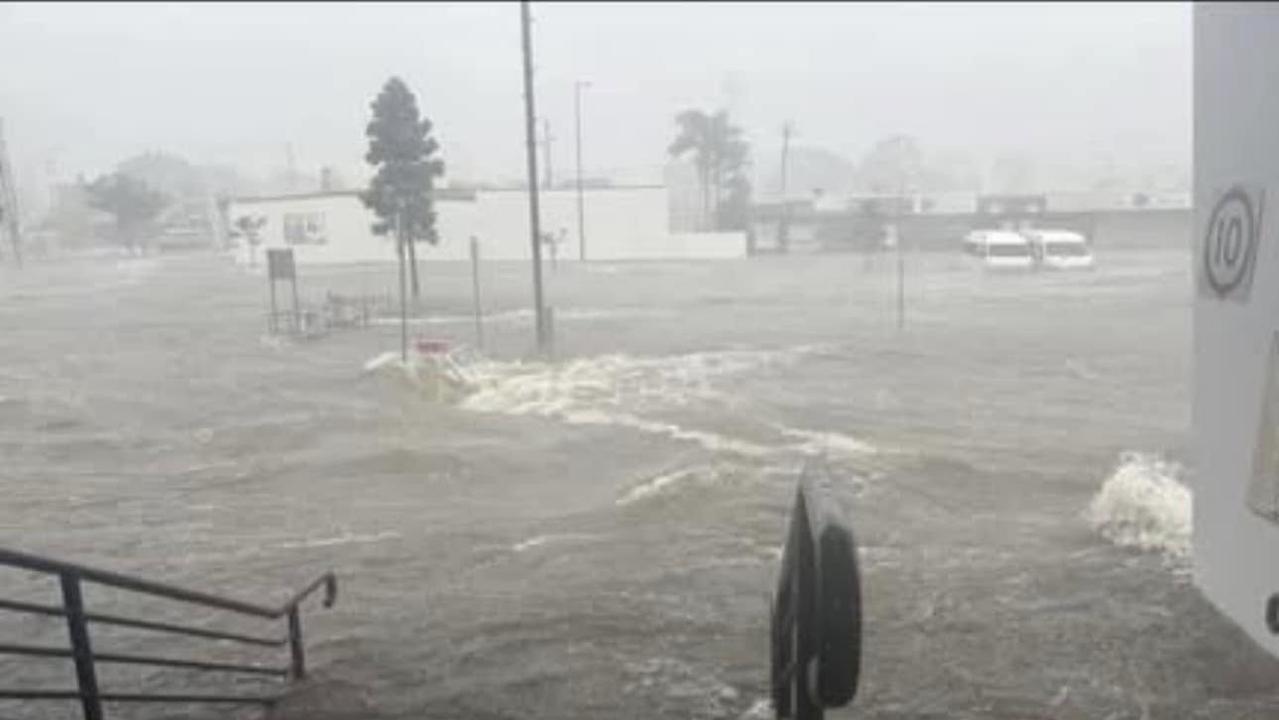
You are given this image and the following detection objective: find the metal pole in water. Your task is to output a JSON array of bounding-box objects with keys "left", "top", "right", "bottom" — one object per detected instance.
[
  {"left": 397, "top": 208, "right": 408, "bottom": 363},
  {"left": 575, "top": 80, "right": 590, "bottom": 261},
  {"left": 520, "top": 0, "right": 548, "bottom": 355},
  {"left": 896, "top": 229, "right": 905, "bottom": 331},
  {"left": 896, "top": 169, "right": 906, "bottom": 331},
  {"left": 778, "top": 121, "right": 793, "bottom": 253},
  {"left": 470, "top": 236, "right": 484, "bottom": 351},
  {"left": 268, "top": 277, "right": 278, "bottom": 336}
]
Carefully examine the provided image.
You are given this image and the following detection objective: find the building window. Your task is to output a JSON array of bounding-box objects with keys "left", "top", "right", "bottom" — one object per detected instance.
[{"left": 283, "top": 212, "right": 327, "bottom": 245}]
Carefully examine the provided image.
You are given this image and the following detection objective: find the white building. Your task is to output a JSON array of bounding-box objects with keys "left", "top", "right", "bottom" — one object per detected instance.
[{"left": 225, "top": 184, "right": 746, "bottom": 265}]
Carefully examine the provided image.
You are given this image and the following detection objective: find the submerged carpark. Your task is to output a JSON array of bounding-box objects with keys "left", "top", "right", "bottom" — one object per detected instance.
[
  {"left": 3, "top": 248, "right": 1274, "bottom": 719},
  {"left": 6, "top": 2, "right": 1277, "bottom": 720}
]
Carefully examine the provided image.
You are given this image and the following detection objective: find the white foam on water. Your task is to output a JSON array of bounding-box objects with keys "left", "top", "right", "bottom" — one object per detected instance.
[
  {"left": 277, "top": 530, "right": 401, "bottom": 549},
  {"left": 1086, "top": 452, "right": 1191, "bottom": 560},
  {"left": 511, "top": 533, "right": 598, "bottom": 552},
  {"left": 461, "top": 346, "right": 828, "bottom": 457},
  {"left": 369, "top": 306, "right": 670, "bottom": 328},
  {"left": 775, "top": 426, "right": 877, "bottom": 459},
  {"left": 363, "top": 351, "right": 404, "bottom": 373},
  {"left": 617, "top": 467, "right": 705, "bottom": 506},
  {"left": 740, "top": 698, "right": 773, "bottom": 720}
]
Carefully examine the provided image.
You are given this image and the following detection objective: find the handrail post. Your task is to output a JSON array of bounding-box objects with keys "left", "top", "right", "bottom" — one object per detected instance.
[
  {"left": 286, "top": 606, "right": 305, "bottom": 680},
  {"left": 60, "top": 573, "right": 103, "bottom": 720}
]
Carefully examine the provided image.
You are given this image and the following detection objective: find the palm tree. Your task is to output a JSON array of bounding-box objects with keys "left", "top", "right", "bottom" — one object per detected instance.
[
  {"left": 669, "top": 110, "right": 714, "bottom": 229},
  {"left": 668, "top": 109, "right": 750, "bottom": 231}
]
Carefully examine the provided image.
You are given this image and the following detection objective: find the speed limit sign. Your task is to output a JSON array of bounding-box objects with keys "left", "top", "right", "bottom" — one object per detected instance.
[{"left": 1201, "top": 185, "right": 1263, "bottom": 302}]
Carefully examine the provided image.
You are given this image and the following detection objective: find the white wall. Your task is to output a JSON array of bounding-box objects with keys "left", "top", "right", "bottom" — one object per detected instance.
[
  {"left": 1193, "top": 2, "right": 1279, "bottom": 659},
  {"left": 227, "top": 185, "right": 745, "bottom": 265}
]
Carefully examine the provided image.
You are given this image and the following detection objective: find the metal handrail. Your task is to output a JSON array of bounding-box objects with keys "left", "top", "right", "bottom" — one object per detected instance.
[{"left": 0, "top": 546, "right": 337, "bottom": 720}]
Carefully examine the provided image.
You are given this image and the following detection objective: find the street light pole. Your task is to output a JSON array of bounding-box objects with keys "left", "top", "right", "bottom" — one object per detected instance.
[
  {"left": 895, "top": 137, "right": 909, "bottom": 332},
  {"left": 574, "top": 80, "right": 591, "bottom": 262},
  {"left": 542, "top": 117, "right": 554, "bottom": 190},
  {"left": 520, "top": 0, "right": 548, "bottom": 354},
  {"left": 777, "top": 121, "right": 793, "bottom": 253}
]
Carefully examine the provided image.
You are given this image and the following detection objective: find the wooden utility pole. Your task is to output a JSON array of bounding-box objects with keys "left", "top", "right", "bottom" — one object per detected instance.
[
  {"left": 521, "top": 0, "right": 548, "bottom": 353},
  {"left": 777, "top": 121, "right": 794, "bottom": 253}
]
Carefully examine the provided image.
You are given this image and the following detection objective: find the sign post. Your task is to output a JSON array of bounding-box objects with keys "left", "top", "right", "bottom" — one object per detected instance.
[
  {"left": 396, "top": 209, "right": 408, "bottom": 363},
  {"left": 266, "top": 248, "right": 297, "bottom": 335},
  {"left": 470, "top": 236, "right": 485, "bottom": 351}
]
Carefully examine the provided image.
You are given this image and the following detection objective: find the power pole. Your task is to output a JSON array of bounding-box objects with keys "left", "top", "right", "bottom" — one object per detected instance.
[
  {"left": 521, "top": 0, "right": 548, "bottom": 354},
  {"left": 0, "top": 118, "right": 22, "bottom": 269},
  {"left": 541, "top": 117, "right": 554, "bottom": 190},
  {"left": 574, "top": 80, "right": 590, "bottom": 261},
  {"left": 777, "top": 121, "right": 793, "bottom": 253}
]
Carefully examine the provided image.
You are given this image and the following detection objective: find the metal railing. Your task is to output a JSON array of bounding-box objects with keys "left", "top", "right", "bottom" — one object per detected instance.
[
  {"left": 0, "top": 547, "right": 337, "bottom": 719},
  {"left": 771, "top": 459, "right": 862, "bottom": 720}
]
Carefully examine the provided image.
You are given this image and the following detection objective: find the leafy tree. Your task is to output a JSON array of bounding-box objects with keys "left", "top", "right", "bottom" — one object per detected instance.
[
  {"left": 360, "top": 76, "right": 444, "bottom": 299},
  {"left": 83, "top": 173, "right": 167, "bottom": 255},
  {"left": 668, "top": 108, "right": 750, "bottom": 231}
]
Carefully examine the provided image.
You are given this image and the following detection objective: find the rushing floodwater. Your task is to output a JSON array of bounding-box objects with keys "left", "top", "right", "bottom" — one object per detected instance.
[{"left": 1, "top": 249, "right": 1277, "bottom": 720}]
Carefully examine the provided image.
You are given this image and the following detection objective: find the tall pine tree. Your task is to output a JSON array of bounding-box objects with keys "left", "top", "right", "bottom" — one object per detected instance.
[{"left": 361, "top": 77, "right": 444, "bottom": 299}]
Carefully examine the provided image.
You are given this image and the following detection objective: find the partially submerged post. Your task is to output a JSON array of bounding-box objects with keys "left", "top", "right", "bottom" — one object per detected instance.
[
  {"left": 470, "top": 236, "right": 484, "bottom": 351},
  {"left": 266, "top": 248, "right": 298, "bottom": 336},
  {"left": 396, "top": 207, "right": 408, "bottom": 363},
  {"left": 895, "top": 186, "right": 906, "bottom": 332}
]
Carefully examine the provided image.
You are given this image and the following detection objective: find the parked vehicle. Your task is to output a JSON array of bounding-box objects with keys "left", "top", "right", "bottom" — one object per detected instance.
[
  {"left": 960, "top": 229, "right": 1035, "bottom": 270},
  {"left": 1023, "top": 228, "right": 1095, "bottom": 270}
]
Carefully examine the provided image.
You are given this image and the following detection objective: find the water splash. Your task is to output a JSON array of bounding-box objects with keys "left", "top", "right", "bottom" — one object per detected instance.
[
  {"left": 459, "top": 346, "right": 864, "bottom": 460},
  {"left": 1086, "top": 452, "right": 1191, "bottom": 560}
]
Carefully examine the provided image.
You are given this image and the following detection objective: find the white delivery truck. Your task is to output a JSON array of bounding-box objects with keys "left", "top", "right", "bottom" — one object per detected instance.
[
  {"left": 960, "top": 229, "right": 1035, "bottom": 271},
  {"left": 1022, "top": 228, "right": 1096, "bottom": 271}
]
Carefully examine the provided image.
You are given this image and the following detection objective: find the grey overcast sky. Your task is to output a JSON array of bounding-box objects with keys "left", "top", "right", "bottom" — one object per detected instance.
[{"left": 0, "top": 2, "right": 1190, "bottom": 191}]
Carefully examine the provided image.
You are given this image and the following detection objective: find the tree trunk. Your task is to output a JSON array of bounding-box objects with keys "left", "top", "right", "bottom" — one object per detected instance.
[
  {"left": 406, "top": 236, "right": 421, "bottom": 300},
  {"left": 698, "top": 157, "right": 712, "bottom": 231},
  {"left": 711, "top": 165, "right": 722, "bottom": 231}
]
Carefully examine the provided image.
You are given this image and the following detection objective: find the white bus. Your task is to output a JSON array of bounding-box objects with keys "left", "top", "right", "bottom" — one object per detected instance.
[
  {"left": 1023, "top": 228, "right": 1095, "bottom": 271},
  {"left": 961, "top": 230, "right": 1035, "bottom": 270}
]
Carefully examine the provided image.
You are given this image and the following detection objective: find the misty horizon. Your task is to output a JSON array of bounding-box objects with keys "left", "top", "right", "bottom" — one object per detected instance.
[{"left": 1, "top": 2, "right": 1190, "bottom": 204}]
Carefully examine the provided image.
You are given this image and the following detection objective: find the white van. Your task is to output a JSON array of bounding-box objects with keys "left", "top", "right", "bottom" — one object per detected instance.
[
  {"left": 961, "top": 230, "right": 1035, "bottom": 270},
  {"left": 1023, "top": 229, "right": 1095, "bottom": 271}
]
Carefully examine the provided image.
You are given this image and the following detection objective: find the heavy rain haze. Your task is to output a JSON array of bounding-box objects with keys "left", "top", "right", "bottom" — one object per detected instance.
[
  {"left": 7, "top": 3, "right": 1275, "bottom": 720},
  {"left": 0, "top": 2, "right": 1189, "bottom": 197}
]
